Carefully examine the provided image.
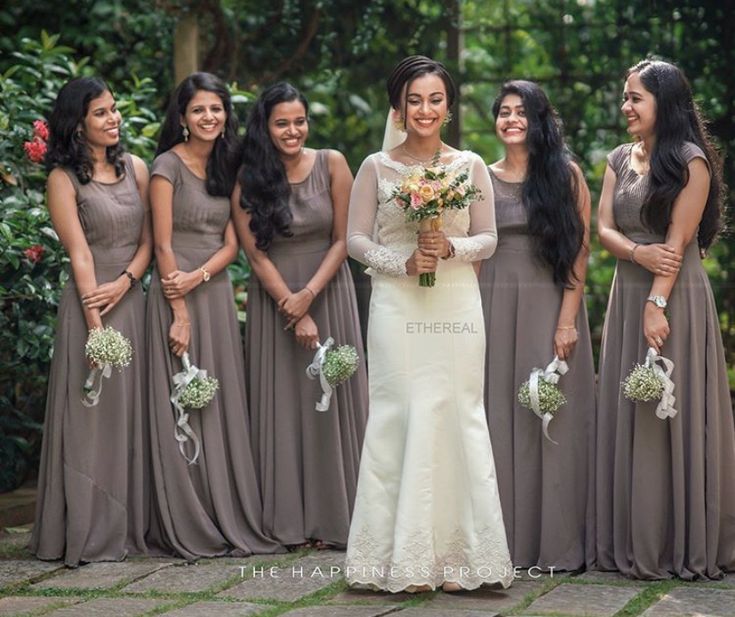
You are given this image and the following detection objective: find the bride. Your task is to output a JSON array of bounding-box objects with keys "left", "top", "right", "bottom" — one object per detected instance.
[{"left": 344, "top": 55, "right": 513, "bottom": 593}]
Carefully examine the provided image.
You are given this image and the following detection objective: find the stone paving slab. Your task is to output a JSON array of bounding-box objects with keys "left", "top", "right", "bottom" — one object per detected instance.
[
  {"left": 524, "top": 583, "right": 640, "bottom": 616},
  {"left": 46, "top": 597, "right": 170, "bottom": 616},
  {"left": 574, "top": 571, "right": 647, "bottom": 586},
  {"left": 640, "top": 587, "right": 735, "bottom": 617},
  {"left": 279, "top": 607, "right": 397, "bottom": 617},
  {"left": 329, "top": 588, "right": 414, "bottom": 605},
  {"left": 0, "top": 531, "right": 32, "bottom": 559},
  {"left": 0, "top": 595, "right": 82, "bottom": 616},
  {"left": 721, "top": 573, "right": 735, "bottom": 588},
  {"left": 219, "top": 550, "right": 345, "bottom": 602},
  {"left": 123, "top": 561, "right": 242, "bottom": 593},
  {"left": 0, "top": 559, "right": 63, "bottom": 587},
  {"left": 32, "top": 560, "right": 174, "bottom": 590},
  {"left": 423, "top": 581, "right": 544, "bottom": 612},
  {"left": 160, "top": 600, "right": 268, "bottom": 616},
  {"left": 394, "top": 608, "right": 499, "bottom": 616}
]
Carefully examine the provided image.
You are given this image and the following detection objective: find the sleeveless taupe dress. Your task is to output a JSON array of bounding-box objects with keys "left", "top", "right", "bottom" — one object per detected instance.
[
  {"left": 146, "top": 151, "right": 282, "bottom": 560},
  {"left": 31, "top": 155, "right": 149, "bottom": 566},
  {"left": 245, "top": 149, "right": 368, "bottom": 547},
  {"left": 596, "top": 142, "right": 735, "bottom": 579},
  {"left": 479, "top": 170, "right": 596, "bottom": 571}
]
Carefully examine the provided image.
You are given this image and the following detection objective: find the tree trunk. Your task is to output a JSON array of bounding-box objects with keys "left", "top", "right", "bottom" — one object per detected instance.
[
  {"left": 174, "top": 13, "right": 199, "bottom": 84},
  {"left": 445, "top": 0, "right": 463, "bottom": 148}
]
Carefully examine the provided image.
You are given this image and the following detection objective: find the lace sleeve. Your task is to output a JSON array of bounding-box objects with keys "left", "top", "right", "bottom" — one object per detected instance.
[
  {"left": 347, "top": 155, "right": 409, "bottom": 277},
  {"left": 447, "top": 154, "right": 497, "bottom": 262}
]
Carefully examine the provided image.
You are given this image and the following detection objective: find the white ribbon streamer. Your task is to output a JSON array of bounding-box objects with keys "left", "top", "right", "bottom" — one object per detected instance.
[
  {"left": 644, "top": 347, "right": 677, "bottom": 419},
  {"left": 305, "top": 337, "right": 335, "bottom": 412},
  {"left": 81, "top": 363, "right": 113, "bottom": 407},
  {"left": 170, "top": 352, "right": 208, "bottom": 464},
  {"left": 527, "top": 355, "right": 569, "bottom": 445}
]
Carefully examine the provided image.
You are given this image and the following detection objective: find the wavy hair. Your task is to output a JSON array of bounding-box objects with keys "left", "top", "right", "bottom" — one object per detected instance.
[
  {"left": 492, "top": 80, "right": 584, "bottom": 286},
  {"left": 629, "top": 59, "right": 724, "bottom": 250},
  {"left": 157, "top": 72, "right": 241, "bottom": 197},
  {"left": 45, "top": 77, "right": 125, "bottom": 183},
  {"left": 239, "top": 82, "right": 308, "bottom": 250}
]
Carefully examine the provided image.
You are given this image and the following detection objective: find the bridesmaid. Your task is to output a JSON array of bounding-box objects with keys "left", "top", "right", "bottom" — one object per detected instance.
[
  {"left": 479, "top": 80, "right": 595, "bottom": 570},
  {"left": 31, "top": 77, "right": 152, "bottom": 566},
  {"left": 596, "top": 59, "right": 735, "bottom": 579},
  {"left": 231, "top": 82, "right": 368, "bottom": 549},
  {"left": 146, "top": 72, "right": 282, "bottom": 559}
]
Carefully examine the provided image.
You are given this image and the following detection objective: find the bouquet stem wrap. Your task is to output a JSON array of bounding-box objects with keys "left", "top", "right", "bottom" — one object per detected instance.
[
  {"left": 528, "top": 356, "right": 569, "bottom": 445},
  {"left": 418, "top": 215, "right": 442, "bottom": 287},
  {"left": 644, "top": 347, "right": 677, "bottom": 419},
  {"left": 305, "top": 337, "right": 335, "bottom": 412},
  {"left": 170, "top": 352, "right": 208, "bottom": 464},
  {"left": 81, "top": 364, "right": 113, "bottom": 407}
]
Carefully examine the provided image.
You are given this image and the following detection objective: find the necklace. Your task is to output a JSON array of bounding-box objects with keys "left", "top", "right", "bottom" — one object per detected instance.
[{"left": 401, "top": 142, "right": 444, "bottom": 164}]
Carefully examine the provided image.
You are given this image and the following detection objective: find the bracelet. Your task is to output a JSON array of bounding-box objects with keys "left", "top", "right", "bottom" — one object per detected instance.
[
  {"left": 556, "top": 325, "right": 576, "bottom": 331},
  {"left": 199, "top": 266, "right": 211, "bottom": 282},
  {"left": 304, "top": 286, "right": 317, "bottom": 298},
  {"left": 121, "top": 270, "right": 137, "bottom": 288},
  {"left": 441, "top": 240, "right": 456, "bottom": 260},
  {"left": 629, "top": 243, "right": 639, "bottom": 264}
]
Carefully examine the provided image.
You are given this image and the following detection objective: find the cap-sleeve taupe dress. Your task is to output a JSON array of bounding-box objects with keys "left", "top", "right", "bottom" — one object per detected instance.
[
  {"left": 596, "top": 142, "right": 735, "bottom": 579},
  {"left": 245, "top": 149, "right": 368, "bottom": 547},
  {"left": 478, "top": 170, "right": 596, "bottom": 570},
  {"left": 31, "top": 155, "right": 150, "bottom": 566},
  {"left": 146, "top": 151, "right": 282, "bottom": 560}
]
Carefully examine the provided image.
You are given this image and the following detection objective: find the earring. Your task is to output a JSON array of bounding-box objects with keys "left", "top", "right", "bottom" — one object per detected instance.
[
  {"left": 393, "top": 115, "right": 405, "bottom": 131},
  {"left": 220, "top": 128, "right": 225, "bottom": 138},
  {"left": 442, "top": 111, "right": 453, "bottom": 126},
  {"left": 182, "top": 125, "right": 189, "bottom": 141}
]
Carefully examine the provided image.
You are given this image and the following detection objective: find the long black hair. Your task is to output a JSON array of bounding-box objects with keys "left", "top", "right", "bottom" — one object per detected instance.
[
  {"left": 45, "top": 76, "right": 125, "bottom": 183},
  {"left": 629, "top": 59, "right": 724, "bottom": 250},
  {"left": 492, "top": 80, "right": 584, "bottom": 286},
  {"left": 239, "top": 82, "right": 308, "bottom": 251},
  {"left": 387, "top": 55, "right": 457, "bottom": 125},
  {"left": 157, "top": 72, "right": 240, "bottom": 197}
]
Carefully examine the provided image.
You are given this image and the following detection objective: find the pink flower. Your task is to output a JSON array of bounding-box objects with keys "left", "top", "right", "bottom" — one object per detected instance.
[
  {"left": 410, "top": 192, "right": 423, "bottom": 209},
  {"left": 33, "top": 120, "right": 49, "bottom": 141},
  {"left": 24, "top": 245, "right": 45, "bottom": 264},
  {"left": 24, "top": 138, "right": 47, "bottom": 164}
]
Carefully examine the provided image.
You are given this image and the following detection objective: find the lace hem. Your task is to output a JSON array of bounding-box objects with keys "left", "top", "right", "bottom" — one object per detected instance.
[
  {"left": 345, "top": 525, "right": 514, "bottom": 593},
  {"left": 450, "top": 236, "right": 489, "bottom": 262},
  {"left": 364, "top": 246, "right": 409, "bottom": 277}
]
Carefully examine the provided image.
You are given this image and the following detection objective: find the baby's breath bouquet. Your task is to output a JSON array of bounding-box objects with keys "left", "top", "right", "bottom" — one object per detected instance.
[
  {"left": 170, "top": 353, "right": 219, "bottom": 464},
  {"left": 306, "top": 337, "right": 360, "bottom": 411},
  {"left": 392, "top": 152, "right": 482, "bottom": 287},
  {"left": 82, "top": 326, "right": 133, "bottom": 407},
  {"left": 516, "top": 356, "right": 569, "bottom": 444},
  {"left": 622, "top": 347, "right": 677, "bottom": 419}
]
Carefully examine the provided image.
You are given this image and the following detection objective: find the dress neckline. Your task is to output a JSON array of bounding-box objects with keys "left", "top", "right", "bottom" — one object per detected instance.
[
  {"left": 488, "top": 167, "right": 523, "bottom": 186},
  {"left": 169, "top": 149, "right": 207, "bottom": 182},
  {"left": 289, "top": 149, "right": 319, "bottom": 186},
  {"left": 377, "top": 149, "right": 470, "bottom": 173}
]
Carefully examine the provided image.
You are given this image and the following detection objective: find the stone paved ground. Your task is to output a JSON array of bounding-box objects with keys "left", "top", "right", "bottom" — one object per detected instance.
[{"left": 2, "top": 528, "right": 735, "bottom": 617}]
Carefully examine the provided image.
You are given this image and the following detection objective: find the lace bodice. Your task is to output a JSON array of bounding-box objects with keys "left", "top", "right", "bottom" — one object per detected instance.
[{"left": 347, "top": 150, "right": 497, "bottom": 277}]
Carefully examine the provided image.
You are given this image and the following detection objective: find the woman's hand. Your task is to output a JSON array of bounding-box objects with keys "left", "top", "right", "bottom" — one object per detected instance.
[
  {"left": 417, "top": 230, "right": 450, "bottom": 258},
  {"left": 279, "top": 288, "right": 314, "bottom": 326},
  {"left": 168, "top": 317, "right": 191, "bottom": 356},
  {"left": 162, "top": 270, "right": 201, "bottom": 300},
  {"left": 293, "top": 314, "right": 319, "bottom": 350},
  {"left": 633, "top": 244, "right": 682, "bottom": 276},
  {"left": 82, "top": 277, "right": 129, "bottom": 316},
  {"left": 406, "top": 248, "right": 438, "bottom": 276},
  {"left": 643, "top": 304, "right": 670, "bottom": 353},
  {"left": 553, "top": 326, "right": 578, "bottom": 361}
]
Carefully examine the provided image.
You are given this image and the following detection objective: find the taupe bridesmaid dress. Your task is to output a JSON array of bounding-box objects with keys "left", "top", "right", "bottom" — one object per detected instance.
[
  {"left": 146, "top": 151, "right": 283, "bottom": 560},
  {"left": 31, "top": 155, "right": 149, "bottom": 567},
  {"left": 596, "top": 142, "right": 735, "bottom": 579},
  {"left": 245, "top": 149, "right": 368, "bottom": 547},
  {"left": 479, "top": 170, "right": 596, "bottom": 570}
]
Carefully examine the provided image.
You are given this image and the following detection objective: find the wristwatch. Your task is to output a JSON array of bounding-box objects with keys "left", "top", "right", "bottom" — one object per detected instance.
[
  {"left": 647, "top": 295, "right": 667, "bottom": 309},
  {"left": 199, "top": 266, "right": 211, "bottom": 282}
]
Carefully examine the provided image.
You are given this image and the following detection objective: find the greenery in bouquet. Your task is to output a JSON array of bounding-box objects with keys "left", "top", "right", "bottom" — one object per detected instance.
[
  {"left": 622, "top": 364, "right": 664, "bottom": 403},
  {"left": 178, "top": 375, "right": 219, "bottom": 410},
  {"left": 85, "top": 326, "right": 133, "bottom": 370},
  {"left": 517, "top": 378, "right": 567, "bottom": 414},
  {"left": 322, "top": 345, "right": 360, "bottom": 387}
]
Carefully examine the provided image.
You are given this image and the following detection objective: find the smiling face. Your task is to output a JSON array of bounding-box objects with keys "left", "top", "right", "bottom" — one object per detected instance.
[
  {"left": 621, "top": 72, "right": 657, "bottom": 139},
  {"left": 495, "top": 93, "right": 528, "bottom": 146},
  {"left": 181, "top": 89, "right": 226, "bottom": 143},
  {"left": 268, "top": 99, "right": 309, "bottom": 158},
  {"left": 402, "top": 73, "right": 448, "bottom": 138},
  {"left": 82, "top": 90, "right": 121, "bottom": 148}
]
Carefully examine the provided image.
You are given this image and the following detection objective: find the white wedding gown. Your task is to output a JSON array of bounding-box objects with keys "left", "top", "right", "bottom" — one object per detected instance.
[{"left": 345, "top": 150, "right": 513, "bottom": 591}]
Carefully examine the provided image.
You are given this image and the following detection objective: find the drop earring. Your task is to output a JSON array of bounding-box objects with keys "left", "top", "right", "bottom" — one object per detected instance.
[
  {"left": 182, "top": 125, "right": 189, "bottom": 142},
  {"left": 442, "top": 111, "right": 453, "bottom": 126}
]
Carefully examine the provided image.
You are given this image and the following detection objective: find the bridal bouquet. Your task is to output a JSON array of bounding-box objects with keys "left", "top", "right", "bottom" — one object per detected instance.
[
  {"left": 306, "top": 337, "right": 360, "bottom": 411},
  {"left": 170, "top": 352, "right": 219, "bottom": 464},
  {"left": 82, "top": 326, "right": 133, "bottom": 407},
  {"left": 517, "top": 356, "right": 568, "bottom": 444},
  {"left": 392, "top": 153, "right": 481, "bottom": 287},
  {"left": 622, "top": 347, "right": 677, "bottom": 419}
]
